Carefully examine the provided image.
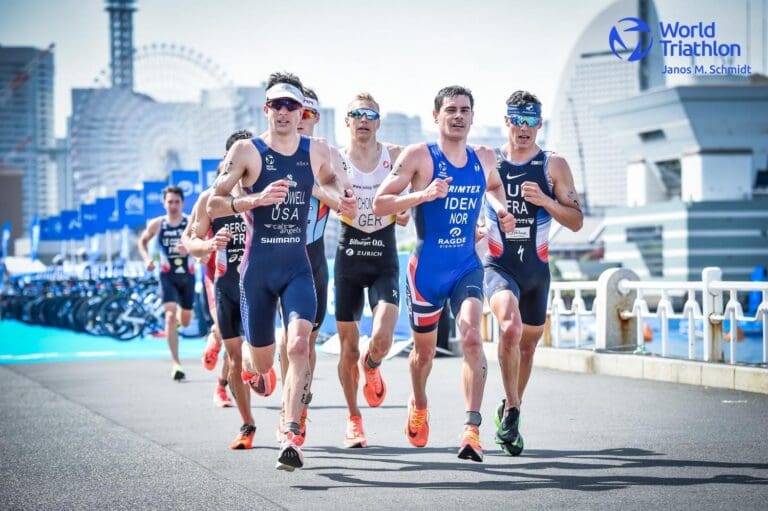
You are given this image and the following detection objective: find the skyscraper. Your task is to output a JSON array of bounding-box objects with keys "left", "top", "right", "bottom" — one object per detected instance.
[{"left": 0, "top": 45, "right": 55, "bottom": 238}]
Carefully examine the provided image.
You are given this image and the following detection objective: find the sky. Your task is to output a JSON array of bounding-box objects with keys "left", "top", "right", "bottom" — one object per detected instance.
[{"left": 1, "top": 0, "right": 764, "bottom": 143}]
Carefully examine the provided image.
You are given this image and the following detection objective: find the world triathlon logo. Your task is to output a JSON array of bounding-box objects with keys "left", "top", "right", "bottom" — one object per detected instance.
[{"left": 609, "top": 17, "right": 653, "bottom": 61}]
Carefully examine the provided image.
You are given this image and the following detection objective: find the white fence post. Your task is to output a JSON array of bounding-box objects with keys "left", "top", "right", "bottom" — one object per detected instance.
[
  {"left": 596, "top": 268, "right": 639, "bottom": 350},
  {"left": 702, "top": 267, "right": 724, "bottom": 362}
]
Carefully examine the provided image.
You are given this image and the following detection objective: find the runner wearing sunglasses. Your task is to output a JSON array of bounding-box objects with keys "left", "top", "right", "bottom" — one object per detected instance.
[
  {"left": 207, "top": 72, "right": 356, "bottom": 472},
  {"left": 275, "top": 87, "right": 348, "bottom": 446},
  {"left": 373, "top": 86, "right": 514, "bottom": 462},
  {"left": 483, "top": 90, "right": 583, "bottom": 456},
  {"left": 335, "top": 92, "right": 409, "bottom": 448}
]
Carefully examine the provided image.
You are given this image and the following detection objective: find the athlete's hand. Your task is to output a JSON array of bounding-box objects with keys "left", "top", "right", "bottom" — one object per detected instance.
[
  {"left": 257, "top": 179, "right": 290, "bottom": 207},
  {"left": 208, "top": 227, "right": 232, "bottom": 253},
  {"left": 475, "top": 223, "right": 487, "bottom": 241},
  {"left": 395, "top": 209, "right": 410, "bottom": 226},
  {"left": 497, "top": 208, "right": 516, "bottom": 233},
  {"left": 144, "top": 259, "right": 156, "bottom": 272},
  {"left": 421, "top": 176, "right": 453, "bottom": 202},
  {"left": 337, "top": 188, "right": 356, "bottom": 218},
  {"left": 175, "top": 242, "right": 189, "bottom": 257},
  {"left": 521, "top": 181, "right": 553, "bottom": 208}
]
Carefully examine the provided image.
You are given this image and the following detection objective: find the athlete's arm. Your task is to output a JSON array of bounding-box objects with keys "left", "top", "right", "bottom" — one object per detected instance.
[
  {"left": 311, "top": 138, "right": 355, "bottom": 217},
  {"left": 310, "top": 146, "right": 350, "bottom": 212},
  {"left": 137, "top": 217, "right": 162, "bottom": 271},
  {"left": 207, "top": 139, "right": 288, "bottom": 219},
  {"left": 523, "top": 154, "right": 583, "bottom": 232},
  {"left": 385, "top": 144, "right": 412, "bottom": 225},
  {"left": 183, "top": 189, "right": 231, "bottom": 260},
  {"left": 373, "top": 144, "right": 448, "bottom": 217},
  {"left": 477, "top": 146, "right": 516, "bottom": 233}
]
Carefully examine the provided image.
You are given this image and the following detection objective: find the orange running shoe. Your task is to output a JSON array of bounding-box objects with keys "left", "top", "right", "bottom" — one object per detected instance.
[
  {"left": 241, "top": 367, "right": 277, "bottom": 397},
  {"left": 405, "top": 400, "right": 429, "bottom": 447},
  {"left": 276, "top": 431, "right": 304, "bottom": 471},
  {"left": 343, "top": 415, "right": 367, "bottom": 448},
  {"left": 295, "top": 407, "right": 309, "bottom": 447},
  {"left": 457, "top": 424, "right": 483, "bottom": 462},
  {"left": 213, "top": 385, "right": 233, "bottom": 408},
  {"left": 360, "top": 350, "right": 386, "bottom": 407},
  {"left": 201, "top": 332, "right": 221, "bottom": 371},
  {"left": 230, "top": 423, "right": 256, "bottom": 450}
]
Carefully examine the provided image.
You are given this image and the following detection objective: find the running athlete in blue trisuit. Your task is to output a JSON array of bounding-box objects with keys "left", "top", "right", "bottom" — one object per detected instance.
[
  {"left": 374, "top": 86, "right": 515, "bottom": 462},
  {"left": 208, "top": 72, "right": 355, "bottom": 471},
  {"left": 138, "top": 186, "right": 195, "bottom": 381},
  {"left": 276, "top": 87, "right": 349, "bottom": 446},
  {"left": 336, "top": 92, "right": 409, "bottom": 448},
  {"left": 183, "top": 130, "right": 257, "bottom": 450},
  {"left": 484, "top": 91, "right": 583, "bottom": 456}
]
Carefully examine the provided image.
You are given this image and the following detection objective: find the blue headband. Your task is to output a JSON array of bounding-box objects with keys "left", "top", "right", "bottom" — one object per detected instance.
[{"left": 507, "top": 103, "right": 541, "bottom": 117}]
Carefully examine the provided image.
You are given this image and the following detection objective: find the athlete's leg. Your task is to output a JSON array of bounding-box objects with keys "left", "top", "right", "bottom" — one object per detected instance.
[
  {"left": 179, "top": 308, "right": 192, "bottom": 328},
  {"left": 518, "top": 324, "right": 545, "bottom": 399},
  {"left": 224, "top": 337, "right": 253, "bottom": 425},
  {"left": 163, "top": 303, "right": 181, "bottom": 365},
  {"left": 337, "top": 320, "right": 361, "bottom": 416},
  {"left": 368, "top": 304, "right": 397, "bottom": 361},
  {"left": 410, "top": 329, "right": 437, "bottom": 409},
  {"left": 455, "top": 297, "right": 486, "bottom": 412},
  {"left": 489, "top": 290, "right": 523, "bottom": 408},
  {"left": 283, "top": 317, "right": 312, "bottom": 426}
]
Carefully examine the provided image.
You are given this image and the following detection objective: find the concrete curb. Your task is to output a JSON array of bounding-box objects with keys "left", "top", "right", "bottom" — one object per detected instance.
[{"left": 482, "top": 343, "right": 768, "bottom": 395}]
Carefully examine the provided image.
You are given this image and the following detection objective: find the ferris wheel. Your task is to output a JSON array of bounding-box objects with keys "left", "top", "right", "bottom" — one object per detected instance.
[{"left": 70, "top": 43, "right": 249, "bottom": 203}]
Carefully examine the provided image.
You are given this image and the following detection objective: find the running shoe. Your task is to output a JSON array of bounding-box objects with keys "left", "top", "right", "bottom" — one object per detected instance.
[
  {"left": 172, "top": 363, "right": 185, "bottom": 381},
  {"left": 230, "top": 423, "right": 256, "bottom": 450},
  {"left": 276, "top": 431, "right": 304, "bottom": 471},
  {"left": 343, "top": 415, "right": 367, "bottom": 448},
  {"left": 457, "top": 424, "right": 484, "bottom": 462},
  {"left": 360, "top": 350, "right": 387, "bottom": 407},
  {"left": 405, "top": 399, "right": 429, "bottom": 447},
  {"left": 202, "top": 332, "right": 221, "bottom": 371},
  {"left": 494, "top": 399, "right": 524, "bottom": 456},
  {"left": 213, "top": 384, "right": 233, "bottom": 408},
  {"left": 241, "top": 367, "right": 276, "bottom": 397}
]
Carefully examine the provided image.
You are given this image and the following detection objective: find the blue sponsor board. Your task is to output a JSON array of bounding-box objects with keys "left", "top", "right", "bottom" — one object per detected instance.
[
  {"left": 117, "top": 189, "right": 144, "bottom": 228},
  {"left": 59, "top": 210, "right": 83, "bottom": 241},
  {"left": 96, "top": 197, "right": 117, "bottom": 232},
  {"left": 79, "top": 203, "right": 98, "bottom": 237},
  {"left": 170, "top": 170, "right": 199, "bottom": 215},
  {"left": 143, "top": 181, "right": 166, "bottom": 220},
  {"left": 201, "top": 158, "right": 220, "bottom": 190}
]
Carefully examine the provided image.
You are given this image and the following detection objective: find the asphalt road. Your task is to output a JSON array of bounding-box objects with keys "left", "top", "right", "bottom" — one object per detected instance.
[{"left": 2, "top": 352, "right": 767, "bottom": 510}]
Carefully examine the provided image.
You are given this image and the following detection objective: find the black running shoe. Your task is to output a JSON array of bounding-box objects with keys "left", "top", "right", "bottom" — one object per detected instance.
[
  {"left": 172, "top": 364, "right": 186, "bottom": 381},
  {"left": 494, "top": 399, "right": 524, "bottom": 456}
]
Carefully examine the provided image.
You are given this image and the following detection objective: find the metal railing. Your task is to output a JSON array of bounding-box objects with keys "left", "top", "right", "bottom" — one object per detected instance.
[{"left": 482, "top": 267, "right": 768, "bottom": 366}]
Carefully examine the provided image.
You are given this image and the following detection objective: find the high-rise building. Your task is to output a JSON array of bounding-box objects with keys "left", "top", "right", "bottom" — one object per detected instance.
[
  {"left": 0, "top": 45, "right": 55, "bottom": 237},
  {"left": 378, "top": 113, "right": 422, "bottom": 146}
]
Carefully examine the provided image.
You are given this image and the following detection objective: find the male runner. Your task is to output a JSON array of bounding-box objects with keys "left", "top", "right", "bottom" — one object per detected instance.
[
  {"left": 138, "top": 186, "right": 195, "bottom": 381},
  {"left": 373, "top": 86, "right": 514, "bottom": 462},
  {"left": 335, "top": 92, "right": 409, "bottom": 448},
  {"left": 183, "top": 130, "right": 260, "bottom": 450},
  {"left": 275, "top": 87, "right": 350, "bottom": 446},
  {"left": 208, "top": 72, "right": 355, "bottom": 471},
  {"left": 484, "top": 91, "right": 583, "bottom": 456}
]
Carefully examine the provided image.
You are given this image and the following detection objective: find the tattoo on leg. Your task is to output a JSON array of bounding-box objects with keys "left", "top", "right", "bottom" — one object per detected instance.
[{"left": 482, "top": 364, "right": 487, "bottom": 381}]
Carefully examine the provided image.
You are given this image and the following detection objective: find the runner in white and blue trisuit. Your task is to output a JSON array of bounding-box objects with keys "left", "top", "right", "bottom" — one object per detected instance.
[
  {"left": 207, "top": 72, "right": 355, "bottom": 472},
  {"left": 335, "top": 92, "right": 409, "bottom": 448},
  {"left": 373, "top": 86, "right": 515, "bottom": 463},
  {"left": 484, "top": 90, "right": 583, "bottom": 456},
  {"left": 138, "top": 186, "right": 195, "bottom": 382}
]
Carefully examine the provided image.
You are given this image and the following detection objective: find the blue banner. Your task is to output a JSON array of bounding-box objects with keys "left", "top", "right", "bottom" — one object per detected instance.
[
  {"left": 59, "top": 210, "right": 83, "bottom": 241},
  {"left": 29, "top": 215, "right": 40, "bottom": 259},
  {"left": 143, "top": 181, "right": 166, "bottom": 220},
  {"left": 201, "top": 158, "right": 220, "bottom": 190},
  {"left": 170, "top": 170, "right": 199, "bottom": 215},
  {"left": 319, "top": 252, "right": 412, "bottom": 340},
  {"left": 39, "top": 217, "right": 52, "bottom": 242},
  {"left": 1, "top": 221, "right": 10, "bottom": 259},
  {"left": 117, "top": 189, "right": 144, "bottom": 228},
  {"left": 49, "top": 215, "right": 64, "bottom": 242},
  {"left": 95, "top": 197, "right": 116, "bottom": 232},
  {"left": 79, "top": 203, "right": 98, "bottom": 237}
]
